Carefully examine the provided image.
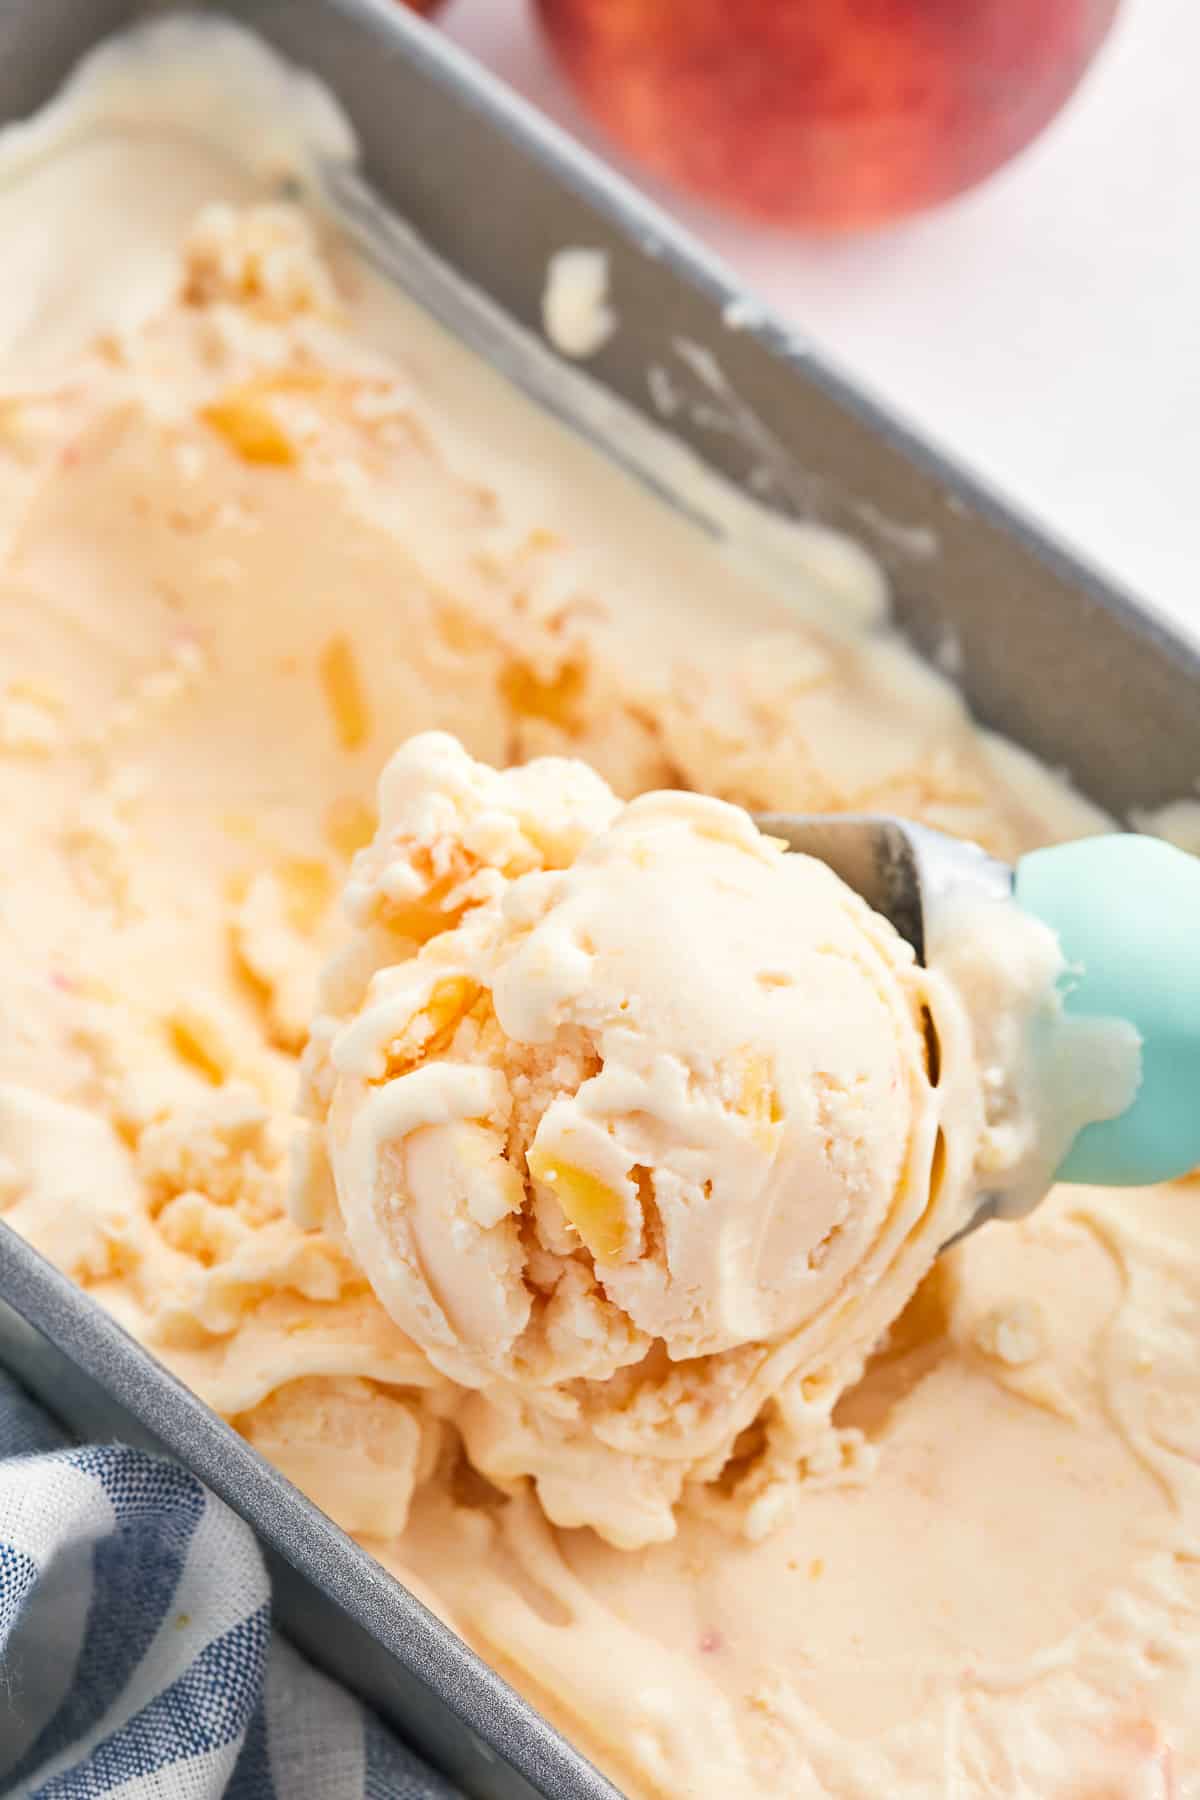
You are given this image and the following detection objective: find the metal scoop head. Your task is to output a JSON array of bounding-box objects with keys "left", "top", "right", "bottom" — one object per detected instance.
[{"left": 753, "top": 813, "right": 1013, "bottom": 965}]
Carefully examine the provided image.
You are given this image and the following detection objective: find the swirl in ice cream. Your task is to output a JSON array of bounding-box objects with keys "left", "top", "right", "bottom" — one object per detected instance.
[{"left": 297, "top": 732, "right": 991, "bottom": 1546}]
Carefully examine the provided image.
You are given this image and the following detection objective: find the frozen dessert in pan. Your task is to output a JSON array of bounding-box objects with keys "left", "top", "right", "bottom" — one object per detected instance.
[{"left": 1, "top": 22, "right": 1198, "bottom": 1799}]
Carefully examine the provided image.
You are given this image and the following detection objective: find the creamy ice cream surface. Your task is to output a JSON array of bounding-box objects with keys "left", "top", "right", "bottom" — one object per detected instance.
[{"left": 1, "top": 21, "right": 1199, "bottom": 1800}]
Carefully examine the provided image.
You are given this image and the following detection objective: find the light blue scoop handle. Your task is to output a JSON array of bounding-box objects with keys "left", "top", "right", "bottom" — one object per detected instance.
[{"left": 1014, "top": 834, "right": 1200, "bottom": 1186}]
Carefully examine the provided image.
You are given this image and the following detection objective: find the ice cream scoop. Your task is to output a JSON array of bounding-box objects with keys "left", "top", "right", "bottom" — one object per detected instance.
[
  {"left": 296, "top": 734, "right": 1145, "bottom": 1546},
  {"left": 757, "top": 816, "right": 1200, "bottom": 1216},
  {"left": 296, "top": 735, "right": 989, "bottom": 1543}
]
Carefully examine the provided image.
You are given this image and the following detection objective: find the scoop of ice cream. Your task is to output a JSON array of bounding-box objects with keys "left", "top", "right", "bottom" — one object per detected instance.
[{"left": 297, "top": 734, "right": 982, "bottom": 1546}]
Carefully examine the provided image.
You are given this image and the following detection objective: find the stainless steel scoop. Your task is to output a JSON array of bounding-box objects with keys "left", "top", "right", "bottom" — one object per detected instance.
[
  {"left": 755, "top": 814, "right": 1200, "bottom": 1241},
  {"left": 754, "top": 814, "right": 1013, "bottom": 967},
  {"left": 755, "top": 815, "right": 1016, "bottom": 1246}
]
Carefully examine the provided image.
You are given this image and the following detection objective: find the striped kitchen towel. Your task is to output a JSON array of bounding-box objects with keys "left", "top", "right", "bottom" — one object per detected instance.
[{"left": 0, "top": 1369, "right": 461, "bottom": 1798}]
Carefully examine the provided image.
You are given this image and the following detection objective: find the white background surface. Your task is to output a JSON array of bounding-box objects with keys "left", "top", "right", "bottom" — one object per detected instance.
[{"left": 442, "top": 0, "right": 1199, "bottom": 648}]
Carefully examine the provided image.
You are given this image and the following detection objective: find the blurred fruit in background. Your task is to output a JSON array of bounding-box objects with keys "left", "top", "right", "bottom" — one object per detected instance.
[
  {"left": 533, "top": 0, "right": 1119, "bottom": 231},
  {"left": 399, "top": 0, "right": 444, "bottom": 13}
]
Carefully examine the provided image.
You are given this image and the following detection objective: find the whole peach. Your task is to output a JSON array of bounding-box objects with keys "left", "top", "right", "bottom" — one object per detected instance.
[{"left": 534, "top": 0, "right": 1119, "bottom": 230}]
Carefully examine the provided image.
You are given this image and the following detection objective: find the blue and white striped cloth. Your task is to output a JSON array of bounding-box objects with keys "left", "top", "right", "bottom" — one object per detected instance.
[{"left": 0, "top": 1369, "right": 462, "bottom": 1798}]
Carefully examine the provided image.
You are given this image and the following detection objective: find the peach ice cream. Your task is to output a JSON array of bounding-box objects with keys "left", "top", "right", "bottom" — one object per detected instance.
[
  {"left": 296, "top": 734, "right": 986, "bottom": 1545},
  {"left": 2, "top": 25, "right": 1199, "bottom": 1800}
]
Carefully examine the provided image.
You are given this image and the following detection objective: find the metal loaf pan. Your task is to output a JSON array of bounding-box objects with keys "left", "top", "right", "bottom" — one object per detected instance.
[{"left": 0, "top": 3, "right": 1197, "bottom": 1799}]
